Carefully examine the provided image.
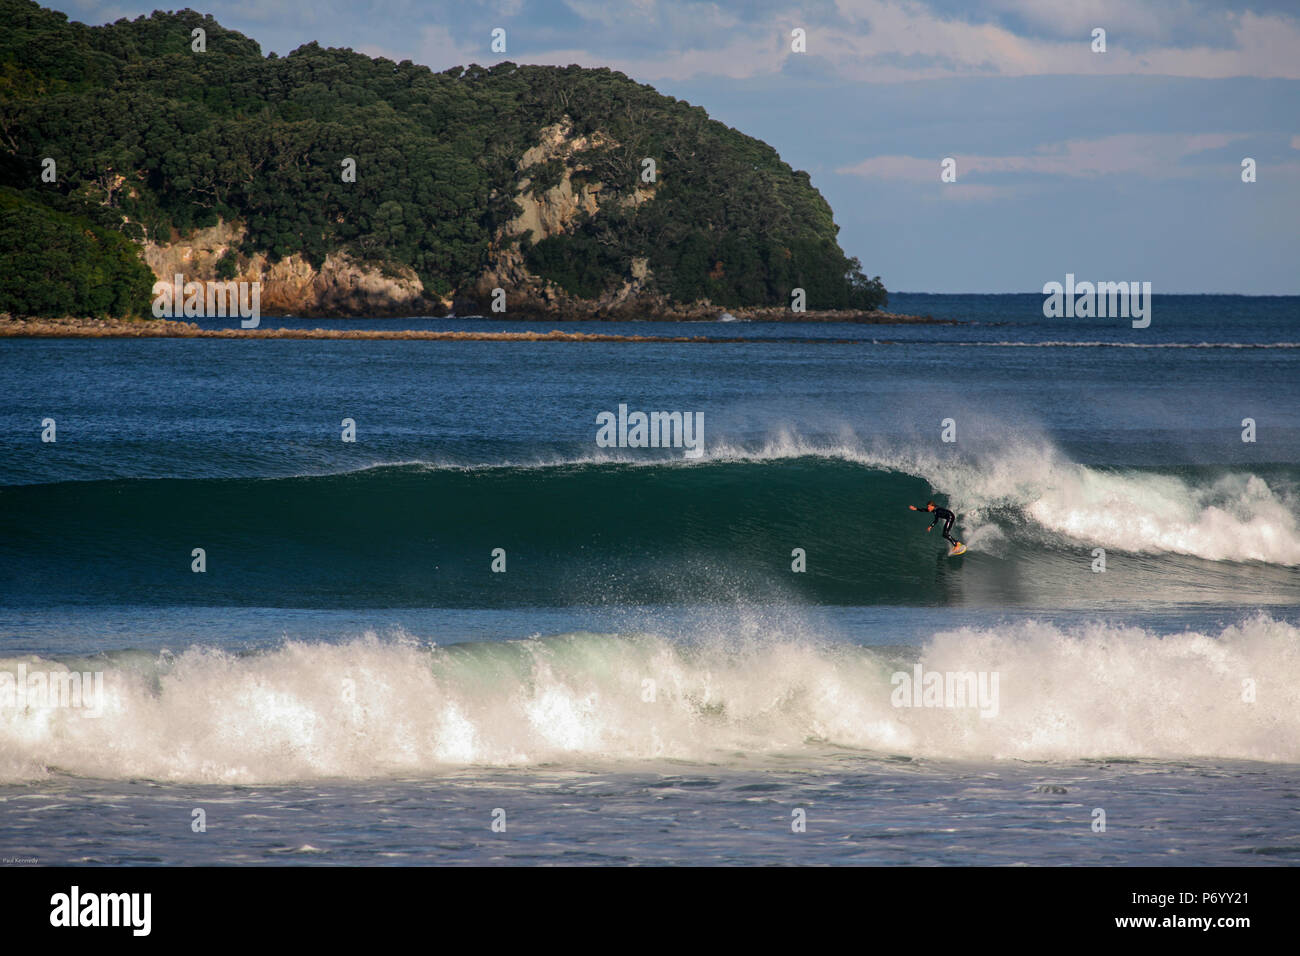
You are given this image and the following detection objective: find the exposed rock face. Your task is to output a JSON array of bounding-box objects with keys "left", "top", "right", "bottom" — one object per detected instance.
[
  {"left": 507, "top": 119, "right": 610, "bottom": 242},
  {"left": 140, "top": 218, "right": 241, "bottom": 281},
  {"left": 469, "top": 118, "right": 667, "bottom": 318},
  {"left": 252, "top": 252, "right": 429, "bottom": 317},
  {"left": 142, "top": 220, "right": 434, "bottom": 317}
]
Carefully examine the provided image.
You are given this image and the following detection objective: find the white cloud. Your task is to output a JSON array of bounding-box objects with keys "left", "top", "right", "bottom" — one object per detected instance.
[
  {"left": 981, "top": 0, "right": 1186, "bottom": 43},
  {"left": 356, "top": 24, "right": 473, "bottom": 71},
  {"left": 241, "top": 0, "right": 1300, "bottom": 84},
  {"left": 815, "top": 2, "right": 1300, "bottom": 82},
  {"left": 838, "top": 132, "right": 1250, "bottom": 181},
  {"left": 563, "top": 0, "right": 661, "bottom": 28},
  {"left": 456, "top": 1, "right": 1300, "bottom": 84},
  {"left": 413, "top": 24, "right": 476, "bottom": 69}
]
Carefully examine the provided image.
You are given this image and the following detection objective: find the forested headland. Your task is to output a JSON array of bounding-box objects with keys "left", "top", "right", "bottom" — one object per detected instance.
[{"left": 0, "top": 0, "right": 887, "bottom": 319}]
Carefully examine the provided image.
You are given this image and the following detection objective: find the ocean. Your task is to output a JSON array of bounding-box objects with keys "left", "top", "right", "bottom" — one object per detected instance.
[{"left": 2, "top": 292, "right": 1298, "bottom": 865}]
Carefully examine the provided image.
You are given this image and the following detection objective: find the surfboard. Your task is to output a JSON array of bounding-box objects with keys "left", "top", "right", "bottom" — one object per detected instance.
[{"left": 949, "top": 542, "right": 967, "bottom": 556}]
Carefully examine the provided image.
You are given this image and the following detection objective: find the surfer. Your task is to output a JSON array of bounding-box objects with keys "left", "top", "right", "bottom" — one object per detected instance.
[{"left": 909, "top": 501, "right": 962, "bottom": 550}]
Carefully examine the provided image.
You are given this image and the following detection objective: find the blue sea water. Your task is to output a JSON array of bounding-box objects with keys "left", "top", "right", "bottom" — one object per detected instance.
[{"left": 1, "top": 293, "right": 1298, "bottom": 865}]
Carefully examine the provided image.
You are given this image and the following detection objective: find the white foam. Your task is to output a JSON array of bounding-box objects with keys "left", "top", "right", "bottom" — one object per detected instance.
[
  {"left": 2, "top": 616, "right": 1297, "bottom": 783},
  {"left": 901, "top": 441, "right": 1300, "bottom": 565},
  {"left": 698, "top": 429, "right": 1300, "bottom": 566}
]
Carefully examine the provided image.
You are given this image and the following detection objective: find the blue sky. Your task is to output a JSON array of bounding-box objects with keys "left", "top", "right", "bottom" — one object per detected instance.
[{"left": 51, "top": 0, "right": 1300, "bottom": 293}]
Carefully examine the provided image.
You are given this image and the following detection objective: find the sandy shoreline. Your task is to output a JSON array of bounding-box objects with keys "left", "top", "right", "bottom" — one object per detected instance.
[{"left": 0, "top": 313, "right": 948, "bottom": 342}]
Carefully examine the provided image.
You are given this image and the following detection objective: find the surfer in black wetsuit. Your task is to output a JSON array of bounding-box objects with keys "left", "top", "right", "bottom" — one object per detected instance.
[{"left": 909, "top": 501, "right": 960, "bottom": 547}]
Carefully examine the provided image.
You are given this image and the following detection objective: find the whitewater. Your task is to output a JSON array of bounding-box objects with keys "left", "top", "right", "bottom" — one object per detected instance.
[{"left": 2, "top": 614, "right": 1298, "bottom": 785}]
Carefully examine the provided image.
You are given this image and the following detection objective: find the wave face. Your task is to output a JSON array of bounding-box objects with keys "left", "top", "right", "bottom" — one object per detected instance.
[
  {"left": 2, "top": 615, "right": 1297, "bottom": 783},
  {"left": 2, "top": 443, "right": 1298, "bottom": 608}
]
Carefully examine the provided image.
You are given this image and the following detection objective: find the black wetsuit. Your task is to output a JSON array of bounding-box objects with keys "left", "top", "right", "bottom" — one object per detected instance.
[{"left": 925, "top": 506, "right": 959, "bottom": 545}]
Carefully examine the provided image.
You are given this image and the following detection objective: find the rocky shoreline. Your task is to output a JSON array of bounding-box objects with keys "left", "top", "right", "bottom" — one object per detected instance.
[
  {"left": 489, "top": 304, "right": 954, "bottom": 324},
  {"left": 0, "top": 311, "right": 952, "bottom": 340}
]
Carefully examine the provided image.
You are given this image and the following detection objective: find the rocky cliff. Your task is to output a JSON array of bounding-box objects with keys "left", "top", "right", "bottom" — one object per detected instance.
[{"left": 143, "top": 220, "right": 431, "bottom": 318}]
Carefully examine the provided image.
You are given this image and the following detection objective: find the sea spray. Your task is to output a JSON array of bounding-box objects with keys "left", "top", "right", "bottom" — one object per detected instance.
[{"left": 2, "top": 615, "right": 1297, "bottom": 784}]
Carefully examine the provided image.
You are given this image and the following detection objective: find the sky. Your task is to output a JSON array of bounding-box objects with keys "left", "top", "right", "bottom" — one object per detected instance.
[{"left": 50, "top": 0, "right": 1300, "bottom": 294}]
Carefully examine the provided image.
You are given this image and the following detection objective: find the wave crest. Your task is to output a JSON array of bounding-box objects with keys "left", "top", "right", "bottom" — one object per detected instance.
[{"left": 3, "top": 615, "right": 1297, "bottom": 783}]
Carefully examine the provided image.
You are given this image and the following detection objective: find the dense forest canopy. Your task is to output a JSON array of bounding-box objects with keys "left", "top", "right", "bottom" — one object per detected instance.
[{"left": 0, "top": 0, "right": 886, "bottom": 316}]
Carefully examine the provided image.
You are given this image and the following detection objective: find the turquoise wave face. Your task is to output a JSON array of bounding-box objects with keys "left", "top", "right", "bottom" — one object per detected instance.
[{"left": 3, "top": 457, "right": 1297, "bottom": 609}]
